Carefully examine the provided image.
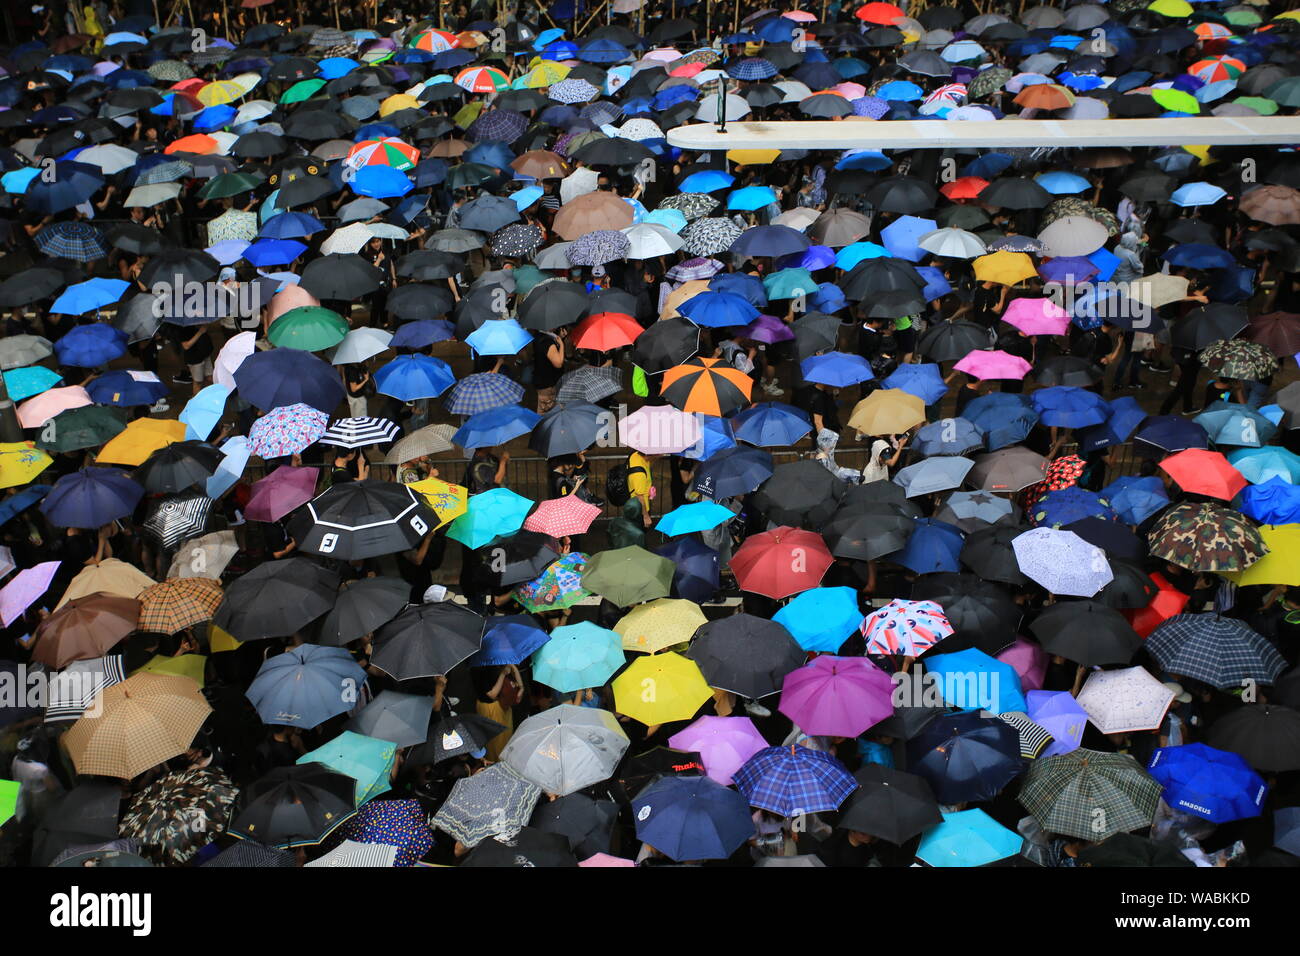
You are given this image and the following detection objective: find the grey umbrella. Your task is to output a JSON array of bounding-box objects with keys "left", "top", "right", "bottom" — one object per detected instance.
[
  {"left": 893, "top": 457, "right": 975, "bottom": 498},
  {"left": 346, "top": 691, "right": 434, "bottom": 747},
  {"left": 502, "top": 705, "right": 629, "bottom": 796},
  {"left": 0, "top": 334, "right": 54, "bottom": 370}
]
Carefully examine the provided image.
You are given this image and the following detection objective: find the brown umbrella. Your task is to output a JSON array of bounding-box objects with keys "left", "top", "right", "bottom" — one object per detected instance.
[
  {"left": 1240, "top": 184, "right": 1300, "bottom": 226},
  {"left": 430, "top": 139, "right": 469, "bottom": 158},
  {"left": 56, "top": 558, "right": 155, "bottom": 609},
  {"left": 137, "top": 577, "right": 224, "bottom": 635},
  {"left": 62, "top": 673, "right": 211, "bottom": 780},
  {"left": 968, "top": 447, "right": 1049, "bottom": 493},
  {"left": 510, "top": 149, "right": 570, "bottom": 180},
  {"left": 1072, "top": 147, "right": 1134, "bottom": 169},
  {"left": 810, "top": 208, "right": 873, "bottom": 247},
  {"left": 552, "top": 191, "right": 635, "bottom": 240},
  {"left": 32, "top": 592, "right": 140, "bottom": 669},
  {"left": 1246, "top": 311, "right": 1300, "bottom": 356}
]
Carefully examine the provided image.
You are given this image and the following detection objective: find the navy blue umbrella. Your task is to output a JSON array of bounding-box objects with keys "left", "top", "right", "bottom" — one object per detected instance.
[
  {"left": 1162, "top": 243, "right": 1235, "bottom": 270},
  {"left": 85, "top": 370, "right": 169, "bottom": 407},
  {"left": 389, "top": 319, "right": 454, "bottom": 349},
  {"left": 690, "top": 445, "right": 774, "bottom": 500},
  {"left": 729, "top": 224, "right": 812, "bottom": 260},
  {"left": 963, "top": 392, "right": 1038, "bottom": 450},
  {"left": 708, "top": 271, "right": 767, "bottom": 306},
  {"left": 886, "top": 518, "right": 965, "bottom": 574},
  {"left": 730, "top": 402, "right": 812, "bottom": 447},
  {"left": 632, "top": 775, "right": 756, "bottom": 862},
  {"left": 471, "top": 614, "right": 551, "bottom": 667},
  {"left": 906, "top": 710, "right": 1024, "bottom": 804},
  {"left": 0, "top": 484, "right": 50, "bottom": 528},
  {"left": 1132, "top": 415, "right": 1209, "bottom": 454},
  {"left": 24, "top": 161, "right": 105, "bottom": 215},
  {"left": 40, "top": 467, "right": 144, "bottom": 530},
  {"left": 655, "top": 537, "right": 720, "bottom": 603},
  {"left": 233, "top": 348, "right": 346, "bottom": 412}
]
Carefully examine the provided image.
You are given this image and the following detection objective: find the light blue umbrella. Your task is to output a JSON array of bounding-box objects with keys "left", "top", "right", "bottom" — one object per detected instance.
[
  {"left": 1228, "top": 446, "right": 1300, "bottom": 484},
  {"left": 532, "top": 621, "right": 625, "bottom": 693},
  {"left": 762, "top": 268, "right": 817, "bottom": 301},
  {"left": 1, "top": 168, "right": 40, "bottom": 194},
  {"left": 876, "top": 80, "right": 924, "bottom": 101},
  {"left": 247, "top": 644, "right": 369, "bottom": 730},
  {"left": 1170, "top": 182, "right": 1228, "bottom": 207},
  {"left": 881, "top": 215, "right": 938, "bottom": 262},
  {"left": 643, "top": 208, "right": 687, "bottom": 232},
  {"left": 297, "top": 731, "right": 397, "bottom": 806},
  {"left": 206, "top": 436, "right": 250, "bottom": 498},
  {"left": 2, "top": 366, "right": 62, "bottom": 402},
  {"left": 465, "top": 318, "right": 533, "bottom": 356},
  {"left": 446, "top": 487, "right": 534, "bottom": 548},
  {"left": 772, "top": 586, "right": 864, "bottom": 653},
  {"left": 678, "top": 169, "right": 734, "bottom": 192},
  {"left": 893, "top": 457, "right": 974, "bottom": 497},
  {"left": 835, "top": 241, "right": 889, "bottom": 271},
  {"left": 917, "top": 809, "right": 1021, "bottom": 867},
  {"left": 727, "top": 185, "right": 777, "bottom": 211},
  {"left": 205, "top": 239, "right": 250, "bottom": 265},
  {"left": 1034, "top": 171, "right": 1090, "bottom": 194},
  {"left": 922, "top": 647, "right": 1026, "bottom": 713},
  {"left": 1194, "top": 401, "right": 1277, "bottom": 448},
  {"left": 655, "top": 501, "right": 736, "bottom": 536},
  {"left": 179, "top": 384, "right": 231, "bottom": 441},
  {"left": 913, "top": 417, "right": 985, "bottom": 456},
  {"left": 883, "top": 363, "right": 948, "bottom": 404}
]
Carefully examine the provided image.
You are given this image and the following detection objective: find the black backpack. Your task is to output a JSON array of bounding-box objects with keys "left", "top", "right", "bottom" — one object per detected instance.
[{"left": 605, "top": 457, "right": 647, "bottom": 507}]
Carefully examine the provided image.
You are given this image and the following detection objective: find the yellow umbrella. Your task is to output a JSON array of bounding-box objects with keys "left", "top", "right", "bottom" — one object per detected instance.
[
  {"left": 97, "top": 417, "right": 186, "bottom": 466},
  {"left": 972, "top": 250, "right": 1038, "bottom": 286},
  {"left": 379, "top": 93, "right": 421, "bottom": 117},
  {"left": 1277, "top": 10, "right": 1300, "bottom": 20},
  {"left": 727, "top": 149, "right": 781, "bottom": 166},
  {"left": 1225, "top": 524, "right": 1300, "bottom": 587},
  {"left": 57, "top": 558, "right": 155, "bottom": 609},
  {"left": 848, "top": 388, "right": 926, "bottom": 436},
  {"left": 409, "top": 477, "right": 469, "bottom": 528},
  {"left": 453, "top": 100, "right": 485, "bottom": 129},
  {"left": 0, "top": 441, "right": 52, "bottom": 489},
  {"left": 1147, "top": 0, "right": 1193, "bottom": 16},
  {"left": 137, "top": 653, "right": 207, "bottom": 687},
  {"left": 611, "top": 652, "right": 712, "bottom": 726},
  {"left": 615, "top": 598, "right": 707, "bottom": 654},
  {"left": 208, "top": 622, "right": 243, "bottom": 654},
  {"left": 197, "top": 79, "right": 246, "bottom": 106},
  {"left": 525, "top": 62, "right": 569, "bottom": 87}
]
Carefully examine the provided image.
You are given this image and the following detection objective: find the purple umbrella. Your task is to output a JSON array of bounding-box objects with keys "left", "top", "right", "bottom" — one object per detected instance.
[
  {"left": 736, "top": 314, "right": 795, "bottom": 344},
  {"left": 995, "top": 637, "right": 1048, "bottom": 691},
  {"left": 778, "top": 655, "right": 894, "bottom": 738},
  {"left": 668, "top": 716, "right": 769, "bottom": 786},
  {"left": 0, "top": 561, "right": 61, "bottom": 627},
  {"left": 1026, "top": 689, "right": 1089, "bottom": 757},
  {"left": 1038, "top": 256, "right": 1100, "bottom": 284},
  {"left": 245, "top": 465, "right": 320, "bottom": 523}
]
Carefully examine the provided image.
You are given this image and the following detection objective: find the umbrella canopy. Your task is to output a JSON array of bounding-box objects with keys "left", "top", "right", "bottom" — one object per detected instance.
[
  {"left": 1020, "top": 749, "right": 1161, "bottom": 840},
  {"left": 502, "top": 705, "right": 629, "bottom": 796}
]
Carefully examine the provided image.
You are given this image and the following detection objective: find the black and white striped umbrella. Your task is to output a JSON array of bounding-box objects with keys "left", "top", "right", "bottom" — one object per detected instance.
[
  {"left": 319, "top": 417, "right": 400, "bottom": 449},
  {"left": 46, "top": 655, "right": 126, "bottom": 723},
  {"left": 143, "top": 492, "right": 214, "bottom": 552}
]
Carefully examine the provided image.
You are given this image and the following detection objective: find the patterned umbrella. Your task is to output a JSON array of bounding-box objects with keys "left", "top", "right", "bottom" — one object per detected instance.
[
  {"left": 443, "top": 373, "right": 523, "bottom": 416},
  {"left": 142, "top": 492, "right": 214, "bottom": 552},
  {"left": 120, "top": 768, "right": 238, "bottom": 865},
  {"left": 334, "top": 798, "right": 434, "bottom": 867},
  {"left": 319, "top": 417, "right": 400, "bottom": 449},
  {"left": 249, "top": 403, "right": 329, "bottom": 458},
  {"left": 1076, "top": 666, "right": 1176, "bottom": 735},
  {"left": 1148, "top": 502, "right": 1266, "bottom": 573},
  {"left": 556, "top": 365, "right": 622, "bottom": 404},
  {"left": 658, "top": 193, "right": 720, "bottom": 220},
  {"left": 34, "top": 222, "right": 109, "bottom": 262},
  {"left": 512, "top": 551, "right": 591, "bottom": 612},
  {"left": 433, "top": 762, "right": 541, "bottom": 848},
  {"left": 137, "top": 577, "right": 223, "bottom": 634},
  {"left": 1198, "top": 339, "right": 1279, "bottom": 382},
  {"left": 661, "top": 357, "right": 754, "bottom": 416},
  {"left": 967, "top": 65, "right": 1012, "bottom": 99},
  {"left": 206, "top": 208, "right": 259, "bottom": 243},
  {"left": 860, "top": 598, "right": 954, "bottom": 655},
  {"left": 524, "top": 496, "right": 601, "bottom": 538},
  {"left": 733, "top": 744, "right": 858, "bottom": 816},
  {"left": 566, "top": 229, "right": 631, "bottom": 266},
  {"left": 489, "top": 222, "right": 545, "bottom": 258},
  {"left": 1020, "top": 749, "right": 1161, "bottom": 841},
  {"left": 1145, "top": 613, "right": 1286, "bottom": 690},
  {"left": 681, "top": 217, "right": 744, "bottom": 256},
  {"left": 549, "top": 78, "right": 601, "bottom": 103}
]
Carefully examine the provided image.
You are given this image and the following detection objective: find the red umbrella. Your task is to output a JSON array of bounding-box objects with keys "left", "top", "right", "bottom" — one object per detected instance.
[
  {"left": 524, "top": 496, "right": 601, "bottom": 537},
  {"left": 1159, "top": 448, "right": 1247, "bottom": 501},
  {"left": 730, "top": 526, "right": 833, "bottom": 599},
  {"left": 1123, "top": 572, "right": 1190, "bottom": 638},
  {"left": 572, "top": 312, "right": 643, "bottom": 352},
  {"left": 940, "top": 177, "right": 989, "bottom": 201}
]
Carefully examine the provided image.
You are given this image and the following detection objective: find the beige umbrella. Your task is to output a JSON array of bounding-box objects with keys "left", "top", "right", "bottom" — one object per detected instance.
[
  {"left": 810, "top": 208, "right": 873, "bottom": 247},
  {"left": 660, "top": 279, "right": 711, "bottom": 319},
  {"left": 57, "top": 559, "right": 156, "bottom": 609},
  {"left": 552, "top": 190, "right": 635, "bottom": 240},
  {"left": 1038, "top": 216, "right": 1109, "bottom": 257},
  {"left": 166, "top": 530, "right": 240, "bottom": 580},
  {"left": 848, "top": 388, "right": 926, "bottom": 436},
  {"left": 63, "top": 672, "right": 211, "bottom": 779},
  {"left": 773, "top": 207, "right": 820, "bottom": 231},
  {"left": 1240, "top": 184, "right": 1300, "bottom": 226},
  {"left": 384, "top": 423, "right": 457, "bottom": 465},
  {"left": 1128, "top": 273, "right": 1189, "bottom": 310},
  {"left": 266, "top": 283, "right": 321, "bottom": 323}
]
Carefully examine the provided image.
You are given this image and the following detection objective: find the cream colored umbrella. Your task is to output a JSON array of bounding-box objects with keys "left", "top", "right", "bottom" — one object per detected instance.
[{"left": 57, "top": 558, "right": 156, "bottom": 609}]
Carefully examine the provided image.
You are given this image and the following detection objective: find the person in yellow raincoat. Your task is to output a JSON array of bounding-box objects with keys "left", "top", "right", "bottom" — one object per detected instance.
[{"left": 81, "top": 4, "right": 106, "bottom": 53}]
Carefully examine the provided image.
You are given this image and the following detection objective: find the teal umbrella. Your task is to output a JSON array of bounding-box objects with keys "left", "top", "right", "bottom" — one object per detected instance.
[
  {"left": 916, "top": 809, "right": 1022, "bottom": 867},
  {"left": 446, "top": 487, "right": 534, "bottom": 549},
  {"left": 762, "top": 267, "right": 818, "bottom": 301},
  {"left": 297, "top": 731, "right": 397, "bottom": 806},
  {"left": 655, "top": 501, "right": 735, "bottom": 536},
  {"left": 179, "top": 384, "right": 231, "bottom": 441},
  {"left": 532, "top": 621, "right": 625, "bottom": 693},
  {"left": 3, "top": 366, "right": 62, "bottom": 402}
]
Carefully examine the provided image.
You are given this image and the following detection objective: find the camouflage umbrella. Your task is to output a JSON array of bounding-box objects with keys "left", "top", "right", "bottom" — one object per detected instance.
[
  {"left": 681, "top": 217, "right": 744, "bottom": 256},
  {"left": 1040, "top": 197, "right": 1119, "bottom": 236},
  {"left": 120, "top": 768, "right": 238, "bottom": 865},
  {"left": 1147, "top": 501, "right": 1267, "bottom": 573},
  {"left": 967, "top": 66, "right": 1011, "bottom": 99},
  {"left": 1198, "top": 339, "right": 1280, "bottom": 382}
]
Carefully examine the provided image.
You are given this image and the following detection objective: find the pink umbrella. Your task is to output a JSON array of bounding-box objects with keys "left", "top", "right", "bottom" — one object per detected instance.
[
  {"left": 244, "top": 465, "right": 320, "bottom": 522},
  {"left": 0, "top": 561, "right": 61, "bottom": 627},
  {"left": 668, "top": 715, "right": 768, "bottom": 786},
  {"left": 524, "top": 496, "right": 601, "bottom": 537},
  {"left": 578, "top": 853, "right": 636, "bottom": 867},
  {"left": 16, "top": 386, "right": 92, "bottom": 429},
  {"left": 266, "top": 283, "right": 321, "bottom": 324},
  {"left": 832, "top": 82, "right": 867, "bottom": 99},
  {"left": 953, "top": 349, "right": 1034, "bottom": 381},
  {"left": 213, "top": 331, "right": 256, "bottom": 390},
  {"left": 620, "top": 405, "right": 702, "bottom": 455},
  {"left": 1001, "top": 297, "right": 1070, "bottom": 336},
  {"left": 778, "top": 655, "right": 894, "bottom": 738},
  {"left": 995, "top": 637, "right": 1048, "bottom": 691}
]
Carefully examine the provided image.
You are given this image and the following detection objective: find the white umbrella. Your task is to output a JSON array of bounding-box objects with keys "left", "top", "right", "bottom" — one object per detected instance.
[
  {"left": 209, "top": 131, "right": 239, "bottom": 155},
  {"left": 1061, "top": 97, "right": 1110, "bottom": 120},
  {"left": 1128, "top": 272, "right": 1189, "bottom": 310},
  {"left": 1075, "top": 666, "right": 1176, "bottom": 735},
  {"left": 1037, "top": 216, "right": 1108, "bottom": 257},
  {"left": 694, "top": 93, "right": 751, "bottom": 123},
  {"left": 234, "top": 99, "right": 275, "bottom": 125},
  {"left": 775, "top": 80, "right": 813, "bottom": 103},
  {"left": 332, "top": 327, "right": 393, "bottom": 365},
  {"left": 773, "top": 207, "right": 820, "bottom": 231},
  {"left": 501, "top": 705, "right": 629, "bottom": 796},
  {"left": 369, "top": 223, "right": 409, "bottom": 242},
  {"left": 228, "top": 72, "right": 263, "bottom": 95},
  {"left": 918, "top": 226, "right": 987, "bottom": 258},
  {"left": 213, "top": 330, "right": 256, "bottom": 390},
  {"left": 321, "top": 222, "right": 376, "bottom": 255},
  {"left": 76, "top": 144, "right": 139, "bottom": 174},
  {"left": 167, "top": 530, "right": 239, "bottom": 580},
  {"left": 560, "top": 167, "right": 599, "bottom": 205},
  {"left": 534, "top": 242, "right": 574, "bottom": 270},
  {"left": 621, "top": 222, "right": 684, "bottom": 259},
  {"left": 124, "top": 183, "right": 182, "bottom": 207}
]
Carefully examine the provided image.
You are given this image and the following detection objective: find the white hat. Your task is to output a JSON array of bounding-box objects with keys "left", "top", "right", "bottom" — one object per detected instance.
[{"left": 422, "top": 584, "right": 449, "bottom": 603}]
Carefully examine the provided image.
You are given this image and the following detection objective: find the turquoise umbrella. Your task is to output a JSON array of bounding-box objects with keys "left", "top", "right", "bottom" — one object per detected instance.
[
  {"left": 762, "top": 267, "right": 817, "bottom": 301},
  {"left": 922, "top": 647, "right": 1027, "bottom": 714},
  {"left": 297, "top": 731, "right": 397, "bottom": 806},
  {"left": 179, "top": 384, "right": 231, "bottom": 441},
  {"left": 727, "top": 185, "right": 777, "bottom": 211},
  {"left": 2, "top": 366, "right": 62, "bottom": 402},
  {"left": 1227, "top": 446, "right": 1300, "bottom": 484},
  {"left": 917, "top": 809, "right": 1022, "bottom": 866},
  {"left": 655, "top": 501, "right": 736, "bottom": 536},
  {"left": 772, "top": 586, "right": 865, "bottom": 653},
  {"left": 532, "top": 621, "right": 625, "bottom": 693},
  {"left": 446, "top": 487, "right": 534, "bottom": 548}
]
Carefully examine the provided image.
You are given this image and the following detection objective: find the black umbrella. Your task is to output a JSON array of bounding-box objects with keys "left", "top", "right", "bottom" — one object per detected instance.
[
  {"left": 1171, "top": 303, "right": 1249, "bottom": 351},
  {"left": 1064, "top": 516, "right": 1143, "bottom": 561},
  {"left": 481, "top": 529, "right": 560, "bottom": 587},
  {"left": 979, "top": 177, "right": 1054, "bottom": 209},
  {"left": 133, "top": 440, "right": 221, "bottom": 493},
  {"left": 32, "top": 782, "right": 121, "bottom": 867},
  {"left": 530, "top": 793, "right": 620, "bottom": 858},
  {"left": 823, "top": 497, "right": 921, "bottom": 561},
  {"left": 692, "top": 445, "right": 775, "bottom": 500},
  {"left": 1208, "top": 703, "right": 1300, "bottom": 772},
  {"left": 395, "top": 248, "right": 461, "bottom": 280},
  {"left": 529, "top": 403, "right": 607, "bottom": 458},
  {"left": 629, "top": 316, "right": 700, "bottom": 373},
  {"left": 228, "top": 763, "right": 358, "bottom": 848},
  {"left": 865, "top": 175, "right": 938, "bottom": 215},
  {"left": 918, "top": 320, "right": 993, "bottom": 362},
  {"left": 911, "top": 573, "right": 1021, "bottom": 654},
  {"left": 139, "top": 248, "right": 220, "bottom": 288},
  {"left": 213, "top": 557, "right": 339, "bottom": 641},
  {"left": 289, "top": 480, "right": 438, "bottom": 561},
  {"left": 462, "top": 827, "right": 579, "bottom": 867},
  {"left": 752, "top": 459, "right": 847, "bottom": 530},
  {"left": 407, "top": 712, "right": 507, "bottom": 765},
  {"left": 837, "top": 765, "right": 943, "bottom": 845},
  {"left": 1029, "top": 600, "right": 1142, "bottom": 666},
  {"left": 1093, "top": 560, "right": 1158, "bottom": 609},
  {"left": 517, "top": 280, "right": 589, "bottom": 331},
  {"left": 0, "top": 266, "right": 69, "bottom": 306},
  {"left": 371, "top": 602, "right": 486, "bottom": 681},
  {"left": 792, "top": 311, "right": 842, "bottom": 361},
  {"left": 842, "top": 257, "right": 927, "bottom": 302},
  {"left": 687, "top": 614, "right": 805, "bottom": 700},
  {"left": 318, "top": 576, "right": 411, "bottom": 646},
  {"left": 106, "top": 222, "right": 167, "bottom": 256},
  {"left": 573, "top": 137, "right": 655, "bottom": 167},
  {"left": 388, "top": 282, "right": 456, "bottom": 321},
  {"left": 1077, "top": 833, "right": 1196, "bottom": 867},
  {"left": 1034, "top": 355, "right": 1103, "bottom": 387},
  {"left": 960, "top": 524, "right": 1030, "bottom": 587},
  {"left": 300, "top": 253, "right": 385, "bottom": 299},
  {"left": 1119, "top": 170, "right": 1176, "bottom": 203},
  {"left": 610, "top": 745, "right": 706, "bottom": 805}
]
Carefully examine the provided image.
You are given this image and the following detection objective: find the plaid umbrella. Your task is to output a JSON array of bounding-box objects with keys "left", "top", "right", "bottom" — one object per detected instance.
[
  {"left": 142, "top": 492, "right": 214, "bottom": 552},
  {"left": 249, "top": 403, "right": 329, "bottom": 458},
  {"left": 860, "top": 599, "right": 954, "bottom": 655},
  {"left": 489, "top": 223, "right": 545, "bottom": 258},
  {"left": 658, "top": 193, "right": 719, "bottom": 220},
  {"left": 206, "top": 208, "right": 259, "bottom": 243},
  {"left": 333, "top": 798, "right": 434, "bottom": 867},
  {"left": 137, "top": 577, "right": 223, "bottom": 634},
  {"left": 1145, "top": 613, "right": 1286, "bottom": 690},
  {"left": 433, "top": 762, "right": 541, "bottom": 847},
  {"left": 34, "top": 222, "right": 109, "bottom": 262},
  {"left": 512, "top": 551, "right": 591, "bottom": 612},
  {"left": 1199, "top": 339, "right": 1279, "bottom": 382},
  {"left": 1020, "top": 749, "right": 1161, "bottom": 840},
  {"left": 524, "top": 496, "right": 601, "bottom": 538},
  {"left": 566, "top": 229, "right": 630, "bottom": 266},
  {"left": 120, "top": 769, "right": 238, "bottom": 865},
  {"left": 728, "top": 57, "right": 779, "bottom": 80},
  {"left": 681, "top": 217, "right": 744, "bottom": 256},
  {"left": 1148, "top": 501, "right": 1266, "bottom": 573},
  {"left": 556, "top": 365, "right": 621, "bottom": 404},
  {"left": 733, "top": 744, "right": 858, "bottom": 816},
  {"left": 444, "top": 373, "right": 524, "bottom": 416}
]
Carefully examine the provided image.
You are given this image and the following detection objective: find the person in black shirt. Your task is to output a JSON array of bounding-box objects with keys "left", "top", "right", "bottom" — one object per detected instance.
[{"left": 792, "top": 381, "right": 841, "bottom": 433}]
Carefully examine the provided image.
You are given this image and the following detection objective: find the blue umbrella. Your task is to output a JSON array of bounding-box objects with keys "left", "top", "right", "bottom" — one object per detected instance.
[
  {"left": 471, "top": 614, "right": 551, "bottom": 667},
  {"left": 730, "top": 225, "right": 810, "bottom": 260},
  {"left": 632, "top": 775, "right": 755, "bottom": 862},
  {"left": 835, "top": 242, "right": 890, "bottom": 271},
  {"left": 922, "top": 649, "right": 1026, "bottom": 713},
  {"left": 258, "top": 211, "right": 325, "bottom": 239},
  {"left": 465, "top": 319, "right": 532, "bottom": 356},
  {"left": 963, "top": 393, "right": 1038, "bottom": 450},
  {"left": 243, "top": 238, "right": 307, "bottom": 267},
  {"left": 727, "top": 185, "right": 777, "bottom": 211},
  {"left": 193, "top": 105, "right": 237, "bottom": 131},
  {"left": 682, "top": 415, "right": 736, "bottom": 461},
  {"left": 800, "top": 352, "right": 874, "bottom": 388},
  {"left": 678, "top": 170, "right": 734, "bottom": 193},
  {"left": 40, "top": 467, "right": 144, "bottom": 529},
  {"left": 1077, "top": 395, "right": 1146, "bottom": 454},
  {"left": 0, "top": 484, "right": 50, "bottom": 528},
  {"left": 374, "top": 355, "right": 456, "bottom": 401},
  {"left": 1147, "top": 743, "right": 1267, "bottom": 824},
  {"left": 730, "top": 402, "right": 811, "bottom": 447},
  {"left": 23, "top": 161, "right": 105, "bottom": 215},
  {"left": 880, "top": 215, "right": 937, "bottom": 262},
  {"left": 1030, "top": 386, "right": 1110, "bottom": 429},
  {"left": 1238, "top": 476, "right": 1300, "bottom": 525},
  {"left": 882, "top": 363, "right": 948, "bottom": 405},
  {"left": 907, "top": 710, "right": 1023, "bottom": 804},
  {"left": 707, "top": 272, "right": 767, "bottom": 305},
  {"left": 452, "top": 404, "right": 540, "bottom": 450},
  {"left": 655, "top": 501, "right": 736, "bottom": 537},
  {"left": 3, "top": 367, "right": 62, "bottom": 402},
  {"left": 207, "top": 436, "right": 251, "bottom": 499},
  {"left": 179, "top": 384, "right": 231, "bottom": 440},
  {"left": 444, "top": 372, "right": 524, "bottom": 416},
  {"left": 1031, "top": 487, "right": 1116, "bottom": 528},
  {"left": 876, "top": 80, "right": 924, "bottom": 101},
  {"left": 733, "top": 745, "right": 858, "bottom": 816},
  {"left": 390, "top": 319, "right": 455, "bottom": 350},
  {"left": 835, "top": 150, "right": 891, "bottom": 171},
  {"left": 1162, "top": 243, "right": 1235, "bottom": 270},
  {"left": 1102, "top": 476, "right": 1169, "bottom": 525},
  {"left": 53, "top": 324, "right": 128, "bottom": 367},
  {"left": 247, "top": 644, "right": 369, "bottom": 730},
  {"left": 1133, "top": 414, "right": 1209, "bottom": 453},
  {"left": 49, "top": 278, "right": 130, "bottom": 316},
  {"left": 691, "top": 445, "right": 774, "bottom": 499},
  {"left": 913, "top": 417, "right": 985, "bottom": 456},
  {"left": 85, "top": 370, "right": 169, "bottom": 407},
  {"left": 1170, "top": 182, "right": 1227, "bottom": 207},
  {"left": 894, "top": 457, "right": 974, "bottom": 498},
  {"left": 350, "top": 165, "right": 413, "bottom": 199},
  {"left": 655, "top": 537, "right": 719, "bottom": 603},
  {"left": 235, "top": 349, "right": 346, "bottom": 412},
  {"left": 915, "top": 266, "right": 953, "bottom": 301},
  {"left": 887, "top": 518, "right": 965, "bottom": 574},
  {"left": 1034, "top": 171, "right": 1090, "bottom": 194},
  {"left": 1194, "top": 401, "right": 1278, "bottom": 448},
  {"left": 677, "top": 291, "right": 758, "bottom": 329},
  {"left": 917, "top": 809, "right": 1022, "bottom": 867},
  {"left": 772, "top": 586, "right": 864, "bottom": 653},
  {"left": 577, "top": 38, "right": 630, "bottom": 63}
]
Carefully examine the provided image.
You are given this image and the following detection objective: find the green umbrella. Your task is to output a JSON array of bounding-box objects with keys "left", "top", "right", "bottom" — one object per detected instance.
[
  {"left": 268, "top": 306, "right": 350, "bottom": 351},
  {"left": 1233, "top": 96, "right": 1278, "bottom": 115},
  {"left": 281, "top": 78, "right": 327, "bottom": 104},
  {"left": 297, "top": 731, "right": 397, "bottom": 806},
  {"left": 198, "top": 171, "right": 264, "bottom": 200},
  {"left": 0, "top": 779, "right": 17, "bottom": 829},
  {"left": 36, "top": 405, "right": 126, "bottom": 452},
  {"left": 580, "top": 546, "right": 675, "bottom": 607},
  {"left": 1019, "top": 749, "right": 1162, "bottom": 840},
  {"left": 1150, "top": 87, "right": 1200, "bottom": 114}
]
